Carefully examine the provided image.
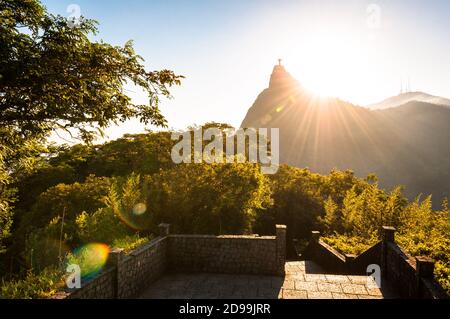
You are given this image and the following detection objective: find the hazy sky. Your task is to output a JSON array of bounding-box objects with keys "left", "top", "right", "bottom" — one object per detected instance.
[{"left": 41, "top": 0, "right": 450, "bottom": 141}]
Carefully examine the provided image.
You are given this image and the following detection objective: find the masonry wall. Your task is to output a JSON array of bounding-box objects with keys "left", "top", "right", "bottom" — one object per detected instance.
[
  {"left": 59, "top": 236, "right": 168, "bottom": 299},
  {"left": 63, "top": 268, "right": 116, "bottom": 299},
  {"left": 303, "top": 239, "right": 347, "bottom": 274},
  {"left": 383, "top": 240, "right": 448, "bottom": 299},
  {"left": 305, "top": 226, "right": 448, "bottom": 299},
  {"left": 167, "top": 235, "right": 278, "bottom": 275},
  {"left": 348, "top": 242, "right": 382, "bottom": 275},
  {"left": 57, "top": 224, "right": 286, "bottom": 299},
  {"left": 384, "top": 242, "right": 418, "bottom": 297},
  {"left": 117, "top": 237, "right": 167, "bottom": 298}
]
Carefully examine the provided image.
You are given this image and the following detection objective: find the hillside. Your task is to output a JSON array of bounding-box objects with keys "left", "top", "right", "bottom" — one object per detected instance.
[
  {"left": 367, "top": 91, "right": 450, "bottom": 110},
  {"left": 241, "top": 64, "right": 450, "bottom": 206}
]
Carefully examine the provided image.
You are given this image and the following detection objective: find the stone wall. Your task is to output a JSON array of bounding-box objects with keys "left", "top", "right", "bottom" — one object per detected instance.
[
  {"left": 116, "top": 236, "right": 167, "bottom": 298},
  {"left": 167, "top": 225, "right": 285, "bottom": 276},
  {"left": 168, "top": 235, "right": 276, "bottom": 275},
  {"left": 56, "top": 236, "right": 168, "bottom": 299},
  {"left": 53, "top": 268, "right": 116, "bottom": 299},
  {"left": 382, "top": 227, "right": 448, "bottom": 299},
  {"left": 348, "top": 242, "right": 382, "bottom": 275},
  {"left": 303, "top": 231, "right": 347, "bottom": 274},
  {"left": 305, "top": 226, "right": 448, "bottom": 299},
  {"left": 57, "top": 224, "right": 286, "bottom": 299}
]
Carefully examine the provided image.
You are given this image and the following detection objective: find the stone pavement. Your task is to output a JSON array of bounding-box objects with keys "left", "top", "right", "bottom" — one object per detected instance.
[{"left": 140, "top": 261, "right": 397, "bottom": 299}]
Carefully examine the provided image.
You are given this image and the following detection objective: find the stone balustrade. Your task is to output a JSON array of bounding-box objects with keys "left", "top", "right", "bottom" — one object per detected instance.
[
  {"left": 304, "top": 226, "right": 448, "bottom": 299},
  {"left": 54, "top": 224, "right": 287, "bottom": 299}
]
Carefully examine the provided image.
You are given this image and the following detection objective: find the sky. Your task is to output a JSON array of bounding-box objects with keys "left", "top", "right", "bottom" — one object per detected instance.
[{"left": 41, "top": 0, "right": 450, "bottom": 142}]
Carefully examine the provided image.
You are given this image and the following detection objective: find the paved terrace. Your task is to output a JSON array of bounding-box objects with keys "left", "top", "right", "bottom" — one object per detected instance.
[
  {"left": 140, "top": 261, "right": 396, "bottom": 299},
  {"left": 59, "top": 225, "right": 444, "bottom": 299}
]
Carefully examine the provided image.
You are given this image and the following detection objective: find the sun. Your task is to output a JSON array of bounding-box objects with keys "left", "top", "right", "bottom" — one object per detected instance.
[{"left": 286, "top": 31, "right": 372, "bottom": 103}]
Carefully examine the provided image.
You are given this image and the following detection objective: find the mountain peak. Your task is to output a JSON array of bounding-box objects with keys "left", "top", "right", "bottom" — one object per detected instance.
[
  {"left": 240, "top": 68, "right": 450, "bottom": 208},
  {"left": 367, "top": 91, "right": 450, "bottom": 110},
  {"left": 268, "top": 60, "right": 297, "bottom": 89}
]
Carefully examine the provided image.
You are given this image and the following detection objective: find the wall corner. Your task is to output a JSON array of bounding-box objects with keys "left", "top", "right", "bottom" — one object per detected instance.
[{"left": 275, "top": 224, "right": 287, "bottom": 276}]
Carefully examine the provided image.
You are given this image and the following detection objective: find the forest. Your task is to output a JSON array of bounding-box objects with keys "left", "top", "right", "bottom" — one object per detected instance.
[
  {"left": 1, "top": 126, "right": 449, "bottom": 298},
  {"left": 0, "top": 0, "right": 448, "bottom": 298}
]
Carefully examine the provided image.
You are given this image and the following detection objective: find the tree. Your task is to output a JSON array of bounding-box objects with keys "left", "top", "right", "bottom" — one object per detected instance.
[
  {"left": 23, "top": 175, "right": 112, "bottom": 232},
  {"left": 0, "top": 0, "right": 182, "bottom": 256},
  {"left": 75, "top": 173, "right": 148, "bottom": 244},
  {"left": 147, "top": 162, "right": 272, "bottom": 235},
  {"left": 86, "top": 132, "right": 175, "bottom": 177},
  {"left": 0, "top": 147, "right": 13, "bottom": 254},
  {"left": 0, "top": 0, "right": 183, "bottom": 144},
  {"left": 0, "top": 178, "right": 13, "bottom": 254}
]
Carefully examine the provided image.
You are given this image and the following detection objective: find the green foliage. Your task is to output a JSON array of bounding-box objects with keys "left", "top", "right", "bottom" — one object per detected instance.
[
  {"left": 0, "top": 0, "right": 183, "bottom": 145},
  {"left": 254, "top": 165, "right": 325, "bottom": 254},
  {"left": 0, "top": 135, "right": 48, "bottom": 255},
  {"left": 23, "top": 216, "right": 70, "bottom": 272},
  {"left": 0, "top": 148, "right": 13, "bottom": 253},
  {"left": 2, "top": 123, "right": 449, "bottom": 297},
  {"left": 75, "top": 174, "right": 149, "bottom": 243},
  {"left": 396, "top": 198, "right": 450, "bottom": 294},
  {"left": 25, "top": 175, "right": 112, "bottom": 231},
  {"left": 12, "top": 132, "right": 175, "bottom": 223},
  {"left": 86, "top": 132, "right": 175, "bottom": 177},
  {"left": 112, "top": 234, "right": 151, "bottom": 253},
  {"left": 322, "top": 195, "right": 450, "bottom": 295},
  {"left": 340, "top": 184, "right": 407, "bottom": 238},
  {"left": 75, "top": 207, "right": 130, "bottom": 244},
  {"left": 7, "top": 175, "right": 111, "bottom": 271},
  {"left": 0, "top": 192, "right": 12, "bottom": 254},
  {"left": 321, "top": 235, "right": 378, "bottom": 256},
  {"left": 0, "top": 267, "right": 64, "bottom": 299},
  {"left": 14, "top": 166, "right": 79, "bottom": 218},
  {"left": 147, "top": 162, "right": 272, "bottom": 234},
  {"left": 0, "top": 0, "right": 181, "bottom": 260},
  {"left": 19, "top": 174, "right": 149, "bottom": 272}
]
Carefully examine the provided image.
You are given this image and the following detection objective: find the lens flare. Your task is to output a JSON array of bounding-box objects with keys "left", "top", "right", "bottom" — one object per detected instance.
[
  {"left": 132, "top": 203, "right": 147, "bottom": 216},
  {"left": 115, "top": 202, "right": 150, "bottom": 230},
  {"left": 70, "top": 243, "right": 109, "bottom": 280}
]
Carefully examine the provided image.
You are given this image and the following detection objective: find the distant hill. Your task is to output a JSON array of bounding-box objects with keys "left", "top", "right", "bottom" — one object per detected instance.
[
  {"left": 241, "top": 64, "right": 450, "bottom": 207},
  {"left": 367, "top": 91, "right": 450, "bottom": 110}
]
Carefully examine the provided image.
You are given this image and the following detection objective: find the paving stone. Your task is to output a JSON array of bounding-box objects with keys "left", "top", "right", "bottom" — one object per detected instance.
[
  {"left": 307, "top": 291, "right": 333, "bottom": 299},
  {"left": 139, "top": 261, "right": 392, "bottom": 299},
  {"left": 282, "top": 289, "right": 308, "bottom": 299},
  {"left": 325, "top": 275, "right": 351, "bottom": 283},
  {"left": 341, "top": 283, "right": 369, "bottom": 295},
  {"left": 347, "top": 275, "right": 370, "bottom": 285},
  {"left": 357, "top": 294, "right": 383, "bottom": 299},
  {"left": 282, "top": 280, "right": 295, "bottom": 289},
  {"left": 332, "top": 293, "right": 359, "bottom": 299},
  {"left": 295, "top": 281, "right": 318, "bottom": 292},
  {"left": 366, "top": 288, "right": 383, "bottom": 296},
  {"left": 317, "top": 282, "right": 343, "bottom": 293},
  {"left": 285, "top": 273, "right": 305, "bottom": 281},
  {"left": 304, "top": 274, "right": 328, "bottom": 282}
]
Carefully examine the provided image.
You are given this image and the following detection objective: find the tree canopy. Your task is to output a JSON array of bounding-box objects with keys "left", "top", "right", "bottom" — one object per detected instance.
[
  {"left": 0, "top": 0, "right": 182, "bottom": 254},
  {"left": 0, "top": 0, "right": 183, "bottom": 144}
]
